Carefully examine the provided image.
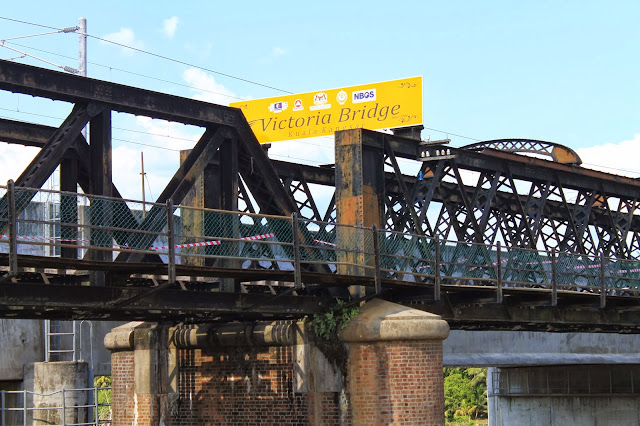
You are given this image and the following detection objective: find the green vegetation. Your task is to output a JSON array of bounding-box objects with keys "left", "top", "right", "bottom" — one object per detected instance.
[
  {"left": 444, "top": 367, "right": 488, "bottom": 425},
  {"left": 94, "top": 375, "right": 112, "bottom": 422},
  {"left": 309, "top": 298, "right": 360, "bottom": 341}
]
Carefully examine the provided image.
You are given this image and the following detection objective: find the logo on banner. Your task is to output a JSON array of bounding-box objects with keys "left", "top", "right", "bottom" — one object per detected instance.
[
  {"left": 268, "top": 101, "right": 288, "bottom": 113},
  {"left": 310, "top": 92, "right": 331, "bottom": 111},
  {"left": 336, "top": 90, "right": 348, "bottom": 105},
  {"left": 293, "top": 99, "right": 303, "bottom": 111},
  {"left": 352, "top": 88, "right": 376, "bottom": 103}
]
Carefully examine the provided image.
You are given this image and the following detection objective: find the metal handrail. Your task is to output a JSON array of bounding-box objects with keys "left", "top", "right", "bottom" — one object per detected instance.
[
  {"left": 1, "top": 182, "right": 640, "bottom": 303},
  {"left": 0, "top": 386, "right": 111, "bottom": 425}
]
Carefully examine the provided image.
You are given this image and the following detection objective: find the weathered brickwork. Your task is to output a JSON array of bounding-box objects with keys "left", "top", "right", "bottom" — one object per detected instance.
[
  {"left": 110, "top": 352, "right": 134, "bottom": 425},
  {"left": 347, "top": 340, "right": 445, "bottom": 425},
  {"left": 174, "top": 346, "right": 344, "bottom": 425},
  {"left": 110, "top": 345, "right": 346, "bottom": 425},
  {"left": 107, "top": 303, "right": 448, "bottom": 425}
]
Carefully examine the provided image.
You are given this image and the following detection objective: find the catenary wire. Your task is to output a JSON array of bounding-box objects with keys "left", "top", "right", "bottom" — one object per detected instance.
[
  {"left": 0, "top": 16, "right": 292, "bottom": 94},
  {"left": 2, "top": 16, "right": 635, "bottom": 177}
]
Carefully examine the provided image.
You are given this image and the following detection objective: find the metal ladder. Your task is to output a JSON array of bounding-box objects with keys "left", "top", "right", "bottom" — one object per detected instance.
[{"left": 44, "top": 320, "right": 77, "bottom": 362}]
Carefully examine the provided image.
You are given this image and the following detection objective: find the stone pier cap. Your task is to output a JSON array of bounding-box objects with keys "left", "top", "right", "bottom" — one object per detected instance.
[
  {"left": 339, "top": 299, "right": 450, "bottom": 343},
  {"left": 105, "top": 321, "right": 295, "bottom": 351},
  {"left": 104, "top": 300, "right": 450, "bottom": 351}
]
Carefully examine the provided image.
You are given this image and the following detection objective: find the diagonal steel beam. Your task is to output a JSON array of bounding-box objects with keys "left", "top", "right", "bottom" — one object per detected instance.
[
  {"left": 16, "top": 103, "right": 104, "bottom": 189},
  {"left": 0, "top": 104, "right": 105, "bottom": 233},
  {"left": 235, "top": 122, "right": 298, "bottom": 216},
  {"left": 118, "top": 127, "right": 230, "bottom": 257}
]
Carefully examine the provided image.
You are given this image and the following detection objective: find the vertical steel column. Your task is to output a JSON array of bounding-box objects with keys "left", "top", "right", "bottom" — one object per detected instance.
[
  {"left": 89, "top": 109, "right": 112, "bottom": 286},
  {"left": 292, "top": 213, "right": 302, "bottom": 290},
  {"left": 60, "top": 156, "right": 79, "bottom": 259},
  {"left": 62, "top": 390, "right": 66, "bottom": 424},
  {"left": 496, "top": 241, "right": 503, "bottom": 303},
  {"left": 216, "top": 139, "right": 239, "bottom": 292},
  {"left": 92, "top": 387, "right": 98, "bottom": 423},
  {"left": 600, "top": 253, "right": 606, "bottom": 309},
  {"left": 167, "top": 200, "right": 176, "bottom": 284},
  {"left": 89, "top": 110, "right": 112, "bottom": 198},
  {"left": 335, "top": 129, "right": 385, "bottom": 299},
  {"left": 7, "top": 180, "right": 17, "bottom": 276},
  {"left": 434, "top": 236, "right": 441, "bottom": 301},
  {"left": 22, "top": 389, "right": 26, "bottom": 426},
  {"left": 372, "top": 224, "right": 382, "bottom": 296},
  {"left": 551, "top": 249, "right": 558, "bottom": 306}
]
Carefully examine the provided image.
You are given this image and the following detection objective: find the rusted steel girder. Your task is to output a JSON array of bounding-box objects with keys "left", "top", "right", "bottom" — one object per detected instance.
[
  {"left": 0, "top": 60, "right": 298, "bottom": 218},
  {"left": 463, "top": 139, "right": 582, "bottom": 165},
  {"left": 0, "top": 60, "right": 235, "bottom": 127}
]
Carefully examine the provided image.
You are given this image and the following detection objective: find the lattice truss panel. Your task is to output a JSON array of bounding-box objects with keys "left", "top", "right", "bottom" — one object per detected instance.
[{"left": 382, "top": 148, "right": 640, "bottom": 259}]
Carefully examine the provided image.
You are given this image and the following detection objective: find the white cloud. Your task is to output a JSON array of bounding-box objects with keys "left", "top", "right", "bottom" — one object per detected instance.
[
  {"left": 576, "top": 133, "right": 640, "bottom": 178},
  {"left": 163, "top": 17, "right": 179, "bottom": 39},
  {"left": 258, "top": 46, "right": 287, "bottom": 63},
  {"left": 271, "top": 46, "right": 286, "bottom": 57},
  {"left": 110, "top": 115, "right": 202, "bottom": 200},
  {"left": 0, "top": 143, "right": 39, "bottom": 184},
  {"left": 182, "top": 68, "right": 237, "bottom": 105},
  {"left": 100, "top": 28, "right": 144, "bottom": 55}
]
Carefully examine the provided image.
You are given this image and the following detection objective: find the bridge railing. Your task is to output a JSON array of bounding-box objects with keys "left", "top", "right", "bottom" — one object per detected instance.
[
  {"left": 0, "top": 183, "right": 170, "bottom": 261},
  {"left": 1, "top": 183, "right": 639, "bottom": 302}
]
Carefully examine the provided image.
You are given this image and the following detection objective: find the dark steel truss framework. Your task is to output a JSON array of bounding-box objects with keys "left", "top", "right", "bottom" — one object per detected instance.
[
  {"left": 275, "top": 134, "right": 640, "bottom": 260},
  {"left": 2, "top": 60, "right": 640, "bottom": 329},
  {"left": 6, "top": 60, "right": 636, "bottom": 262}
]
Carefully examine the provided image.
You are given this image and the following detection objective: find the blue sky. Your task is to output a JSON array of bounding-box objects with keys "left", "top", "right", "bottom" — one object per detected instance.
[{"left": 0, "top": 1, "right": 638, "bottom": 199}]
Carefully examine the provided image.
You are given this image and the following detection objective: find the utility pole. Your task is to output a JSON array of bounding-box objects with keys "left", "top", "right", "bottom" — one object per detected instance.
[
  {"left": 141, "top": 152, "right": 147, "bottom": 218},
  {"left": 78, "top": 18, "right": 87, "bottom": 142},
  {"left": 78, "top": 17, "right": 87, "bottom": 77}
]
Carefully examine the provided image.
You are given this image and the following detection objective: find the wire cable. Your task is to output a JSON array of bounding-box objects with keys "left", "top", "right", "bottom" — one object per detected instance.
[
  {"left": 0, "top": 15, "right": 291, "bottom": 93},
  {"left": 4, "top": 41, "right": 245, "bottom": 101}
]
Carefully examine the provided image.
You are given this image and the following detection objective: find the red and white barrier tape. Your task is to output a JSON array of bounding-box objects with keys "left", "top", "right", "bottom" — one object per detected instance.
[
  {"left": 0, "top": 232, "right": 277, "bottom": 252},
  {"left": 148, "top": 232, "right": 276, "bottom": 251},
  {"left": 3, "top": 231, "right": 640, "bottom": 276},
  {"left": 313, "top": 239, "right": 336, "bottom": 247}
]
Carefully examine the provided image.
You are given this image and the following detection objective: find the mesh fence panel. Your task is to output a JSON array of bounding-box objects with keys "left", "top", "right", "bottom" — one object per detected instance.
[
  {"left": 298, "top": 218, "right": 337, "bottom": 268},
  {"left": 502, "top": 247, "right": 551, "bottom": 286},
  {"left": 0, "top": 185, "right": 9, "bottom": 253},
  {"left": 4, "top": 186, "right": 640, "bottom": 298},
  {"left": 174, "top": 206, "right": 294, "bottom": 269},
  {"left": 379, "top": 231, "right": 435, "bottom": 282},
  {"left": 556, "top": 252, "right": 600, "bottom": 290},
  {"left": 604, "top": 257, "right": 640, "bottom": 294},
  {"left": 8, "top": 187, "right": 168, "bottom": 258},
  {"left": 440, "top": 242, "right": 498, "bottom": 283}
]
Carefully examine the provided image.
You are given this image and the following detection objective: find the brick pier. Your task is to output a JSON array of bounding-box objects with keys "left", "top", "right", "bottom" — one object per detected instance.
[{"left": 105, "top": 299, "right": 449, "bottom": 425}]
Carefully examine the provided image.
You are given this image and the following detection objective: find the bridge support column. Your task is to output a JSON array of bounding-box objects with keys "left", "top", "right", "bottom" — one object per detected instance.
[
  {"left": 106, "top": 321, "right": 345, "bottom": 425},
  {"left": 105, "top": 301, "right": 450, "bottom": 425},
  {"left": 105, "top": 322, "right": 175, "bottom": 426},
  {"left": 335, "top": 129, "right": 385, "bottom": 298},
  {"left": 340, "top": 299, "right": 450, "bottom": 425}
]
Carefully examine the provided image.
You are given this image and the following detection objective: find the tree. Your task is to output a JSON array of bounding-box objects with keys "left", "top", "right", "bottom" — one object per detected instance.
[{"left": 444, "top": 367, "right": 488, "bottom": 423}]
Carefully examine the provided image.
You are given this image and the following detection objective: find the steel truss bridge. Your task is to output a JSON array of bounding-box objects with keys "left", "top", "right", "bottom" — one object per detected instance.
[{"left": 1, "top": 59, "right": 639, "bottom": 332}]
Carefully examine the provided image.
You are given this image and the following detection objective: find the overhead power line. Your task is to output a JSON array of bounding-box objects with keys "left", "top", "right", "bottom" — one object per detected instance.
[
  {"left": 3, "top": 41, "right": 244, "bottom": 101},
  {"left": 2, "top": 16, "right": 293, "bottom": 94}
]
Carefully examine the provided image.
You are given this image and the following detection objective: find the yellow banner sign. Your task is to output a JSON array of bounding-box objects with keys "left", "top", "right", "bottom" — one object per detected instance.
[{"left": 230, "top": 77, "right": 422, "bottom": 143}]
